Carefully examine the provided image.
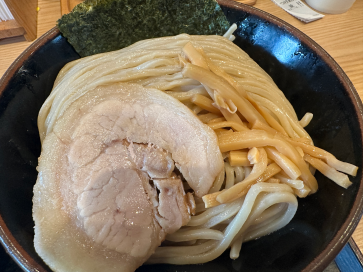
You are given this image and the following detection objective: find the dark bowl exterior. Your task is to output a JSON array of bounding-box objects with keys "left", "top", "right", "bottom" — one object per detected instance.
[{"left": 0, "top": 1, "right": 362, "bottom": 272}]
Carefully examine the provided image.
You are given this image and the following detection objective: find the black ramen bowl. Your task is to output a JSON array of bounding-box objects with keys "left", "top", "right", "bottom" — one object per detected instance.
[{"left": 0, "top": 1, "right": 362, "bottom": 271}]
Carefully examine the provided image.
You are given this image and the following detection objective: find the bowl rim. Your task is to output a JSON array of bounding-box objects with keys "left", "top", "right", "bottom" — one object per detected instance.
[
  {"left": 0, "top": 26, "right": 60, "bottom": 272},
  {"left": 0, "top": 1, "right": 363, "bottom": 271},
  {"left": 219, "top": 1, "right": 363, "bottom": 271}
]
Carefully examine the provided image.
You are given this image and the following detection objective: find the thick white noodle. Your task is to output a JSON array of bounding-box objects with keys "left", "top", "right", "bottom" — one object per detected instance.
[
  {"left": 148, "top": 183, "right": 297, "bottom": 264},
  {"left": 38, "top": 28, "right": 304, "bottom": 265},
  {"left": 38, "top": 33, "right": 304, "bottom": 143}
]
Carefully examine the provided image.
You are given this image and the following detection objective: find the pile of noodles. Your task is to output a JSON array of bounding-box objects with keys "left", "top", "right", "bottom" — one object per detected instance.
[{"left": 38, "top": 24, "right": 358, "bottom": 264}]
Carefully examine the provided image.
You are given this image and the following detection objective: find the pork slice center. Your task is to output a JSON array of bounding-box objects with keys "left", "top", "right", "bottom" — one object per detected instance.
[{"left": 67, "top": 101, "right": 194, "bottom": 258}]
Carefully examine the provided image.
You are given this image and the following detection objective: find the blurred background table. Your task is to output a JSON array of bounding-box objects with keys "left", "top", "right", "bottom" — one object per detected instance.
[{"left": 0, "top": 0, "right": 362, "bottom": 271}]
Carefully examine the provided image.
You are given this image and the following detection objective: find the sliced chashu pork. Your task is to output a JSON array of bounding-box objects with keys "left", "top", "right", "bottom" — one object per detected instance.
[{"left": 33, "top": 83, "right": 223, "bottom": 272}]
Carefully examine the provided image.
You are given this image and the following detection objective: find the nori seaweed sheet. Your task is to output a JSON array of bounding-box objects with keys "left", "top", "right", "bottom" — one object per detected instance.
[{"left": 57, "top": 0, "right": 230, "bottom": 57}]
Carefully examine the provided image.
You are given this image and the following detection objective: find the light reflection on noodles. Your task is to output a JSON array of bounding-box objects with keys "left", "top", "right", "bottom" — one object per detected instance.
[{"left": 37, "top": 24, "right": 358, "bottom": 265}]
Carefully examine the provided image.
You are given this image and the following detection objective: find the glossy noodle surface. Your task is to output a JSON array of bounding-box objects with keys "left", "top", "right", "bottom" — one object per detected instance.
[{"left": 32, "top": 30, "right": 358, "bottom": 272}]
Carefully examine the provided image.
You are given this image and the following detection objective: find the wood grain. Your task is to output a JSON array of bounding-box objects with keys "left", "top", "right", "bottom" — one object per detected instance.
[
  {"left": 0, "top": 19, "right": 25, "bottom": 39},
  {"left": 4, "top": 0, "right": 38, "bottom": 41},
  {"left": 234, "top": 0, "right": 256, "bottom": 5},
  {"left": 253, "top": 0, "right": 363, "bottom": 98},
  {"left": 0, "top": 0, "right": 60, "bottom": 77},
  {"left": 0, "top": 0, "right": 363, "bottom": 253},
  {"left": 60, "top": 0, "right": 83, "bottom": 15}
]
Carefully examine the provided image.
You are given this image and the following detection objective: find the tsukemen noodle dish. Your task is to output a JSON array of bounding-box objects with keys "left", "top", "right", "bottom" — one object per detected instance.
[{"left": 31, "top": 1, "right": 358, "bottom": 272}]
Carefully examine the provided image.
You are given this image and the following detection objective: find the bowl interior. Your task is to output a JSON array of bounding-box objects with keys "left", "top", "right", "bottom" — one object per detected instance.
[{"left": 0, "top": 2, "right": 362, "bottom": 272}]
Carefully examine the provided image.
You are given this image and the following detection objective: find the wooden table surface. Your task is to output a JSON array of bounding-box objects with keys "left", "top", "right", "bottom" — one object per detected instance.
[{"left": 0, "top": 0, "right": 363, "bottom": 258}]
